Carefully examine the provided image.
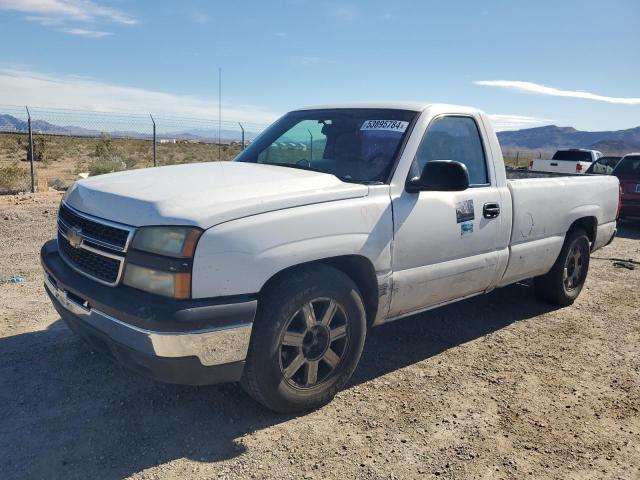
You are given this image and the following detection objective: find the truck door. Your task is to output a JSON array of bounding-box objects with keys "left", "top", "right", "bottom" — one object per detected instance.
[{"left": 388, "top": 114, "right": 503, "bottom": 318}]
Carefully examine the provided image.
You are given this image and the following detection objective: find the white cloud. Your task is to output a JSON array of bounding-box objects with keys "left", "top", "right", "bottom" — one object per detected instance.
[
  {"left": 487, "top": 114, "right": 553, "bottom": 132},
  {"left": 61, "top": 27, "right": 111, "bottom": 37},
  {"left": 476, "top": 80, "right": 640, "bottom": 105},
  {"left": 0, "top": 67, "right": 279, "bottom": 125},
  {"left": 292, "top": 56, "right": 337, "bottom": 67},
  {"left": 0, "top": 0, "right": 137, "bottom": 25},
  {"left": 24, "top": 14, "right": 63, "bottom": 26},
  {"left": 323, "top": 2, "right": 358, "bottom": 21}
]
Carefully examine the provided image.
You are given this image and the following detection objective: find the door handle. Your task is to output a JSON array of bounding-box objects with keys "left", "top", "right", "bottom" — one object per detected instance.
[
  {"left": 483, "top": 202, "right": 500, "bottom": 219},
  {"left": 550, "top": 162, "right": 558, "bottom": 166}
]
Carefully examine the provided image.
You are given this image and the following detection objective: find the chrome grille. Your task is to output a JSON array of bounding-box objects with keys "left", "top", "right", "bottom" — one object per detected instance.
[
  {"left": 58, "top": 233, "right": 121, "bottom": 283},
  {"left": 57, "top": 202, "right": 134, "bottom": 286},
  {"left": 58, "top": 203, "right": 131, "bottom": 251}
]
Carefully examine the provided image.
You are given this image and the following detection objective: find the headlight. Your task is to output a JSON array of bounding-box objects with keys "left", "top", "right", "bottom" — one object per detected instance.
[
  {"left": 123, "top": 264, "right": 191, "bottom": 299},
  {"left": 131, "top": 226, "right": 202, "bottom": 258},
  {"left": 124, "top": 226, "right": 202, "bottom": 299}
]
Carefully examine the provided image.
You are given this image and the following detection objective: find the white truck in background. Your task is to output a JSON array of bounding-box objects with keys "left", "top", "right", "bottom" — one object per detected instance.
[
  {"left": 530, "top": 148, "right": 602, "bottom": 174},
  {"left": 42, "top": 102, "right": 619, "bottom": 413}
]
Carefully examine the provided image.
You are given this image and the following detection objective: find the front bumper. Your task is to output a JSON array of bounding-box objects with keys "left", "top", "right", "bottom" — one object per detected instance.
[{"left": 41, "top": 240, "right": 257, "bottom": 385}]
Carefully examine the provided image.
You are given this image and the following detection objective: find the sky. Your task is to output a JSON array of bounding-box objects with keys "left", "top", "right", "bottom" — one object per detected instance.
[{"left": 0, "top": 0, "right": 638, "bottom": 132}]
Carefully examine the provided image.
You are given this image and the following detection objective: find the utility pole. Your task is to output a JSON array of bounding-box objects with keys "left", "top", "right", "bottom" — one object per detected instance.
[{"left": 218, "top": 67, "right": 222, "bottom": 161}]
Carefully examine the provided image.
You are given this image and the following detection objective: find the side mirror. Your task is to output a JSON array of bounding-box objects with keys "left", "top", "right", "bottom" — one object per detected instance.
[{"left": 406, "top": 160, "right": 470, "bottom": 193}]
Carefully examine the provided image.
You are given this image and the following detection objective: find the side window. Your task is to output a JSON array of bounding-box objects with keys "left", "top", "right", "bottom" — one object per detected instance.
[{"left": 412, "top": 116, "right": 489, "bottom": 185}]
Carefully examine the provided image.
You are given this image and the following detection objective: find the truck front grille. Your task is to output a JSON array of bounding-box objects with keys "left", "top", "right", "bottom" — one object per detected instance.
[
  {"left": 58, "top": 203, "right": 130, "bottom": 251},
  {"left": 56, "top": 202, "right": 134, "bottom": 286},
  {"left": 58, "top": 233, "right": 121, "bottom": 284}
]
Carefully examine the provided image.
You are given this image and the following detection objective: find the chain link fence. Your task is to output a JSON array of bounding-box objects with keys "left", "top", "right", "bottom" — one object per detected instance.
[{"left": 0, "top": 105, "right": 269, "bottom": 194}]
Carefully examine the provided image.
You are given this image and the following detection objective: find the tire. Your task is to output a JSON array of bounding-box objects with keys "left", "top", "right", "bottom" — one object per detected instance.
[
  {"left": 241, "top": 264, "right": 367, "bottom": 413},
  {"left": 534, "top": 228, "right": 591, "bottom": 306}
]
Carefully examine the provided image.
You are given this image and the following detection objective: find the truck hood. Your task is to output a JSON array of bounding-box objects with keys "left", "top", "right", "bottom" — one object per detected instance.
[{"left": 64, "top": 162, "right": 369, "bottom": 228}]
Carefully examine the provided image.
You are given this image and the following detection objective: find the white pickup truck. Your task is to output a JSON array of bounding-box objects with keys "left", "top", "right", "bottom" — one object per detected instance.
[
  {"left": 41, "top": 102, "right": 619, "bottom": 413},
  {"left": 530, "top": 148, "right": 603, "bottom": 174}
]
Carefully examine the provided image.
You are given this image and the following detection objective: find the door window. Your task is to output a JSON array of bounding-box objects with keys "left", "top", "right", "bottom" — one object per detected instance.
[{"left": 411, "top": 116, "right": 489, "bottom": 186}]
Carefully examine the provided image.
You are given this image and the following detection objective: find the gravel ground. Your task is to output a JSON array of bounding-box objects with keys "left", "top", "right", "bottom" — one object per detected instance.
[{"left": 1, "top": 192, "right": 639, "bottom": 480}]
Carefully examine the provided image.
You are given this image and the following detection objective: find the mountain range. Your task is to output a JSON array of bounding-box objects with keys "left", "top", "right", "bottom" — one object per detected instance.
[
  {"left": 2, "top": 113, "right": 639, "bottom": 154},
  {"left": 497, "top": 125, "right": 640, "bottom": 154},
  {"left": 0, "top": 114, "right": 255, "bottom": 143}
]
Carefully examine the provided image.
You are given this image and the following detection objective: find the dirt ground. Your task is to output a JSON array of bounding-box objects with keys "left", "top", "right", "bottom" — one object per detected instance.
[{"left": 1, "top": 192, "right": 639, "bottom": 480}]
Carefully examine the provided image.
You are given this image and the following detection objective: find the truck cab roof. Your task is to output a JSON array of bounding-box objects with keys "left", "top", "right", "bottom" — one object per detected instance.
[{"left": 293, "top": 102, "right": 482, "bottom": 114}]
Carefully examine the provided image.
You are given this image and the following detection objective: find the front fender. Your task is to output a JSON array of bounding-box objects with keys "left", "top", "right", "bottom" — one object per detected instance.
[{"left": 191, "top": 190, "right": 393, "bottom": 299}]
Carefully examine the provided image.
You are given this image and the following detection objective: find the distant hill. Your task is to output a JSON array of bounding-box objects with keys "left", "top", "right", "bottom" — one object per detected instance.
[
  {"left": 497, "top": 125, "right": 640, "bottom": 154},
  {"left": 0, "top": 113, "right": 101, "bottom": 137},
  {"left": 0, "top": 114, "right": 255, "bottom": 143}
]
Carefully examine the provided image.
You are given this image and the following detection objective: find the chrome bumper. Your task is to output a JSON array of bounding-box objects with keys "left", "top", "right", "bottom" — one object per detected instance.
[{"left": 44, "top": 273, "right": 253, "bottom": 367}]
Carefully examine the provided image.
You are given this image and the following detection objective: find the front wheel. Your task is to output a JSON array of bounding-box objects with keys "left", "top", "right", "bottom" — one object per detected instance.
[
  {"left": 241, "top": 264, "right": 367, "bottom": 413},
  {"left": 534, "top": 228, "right": 590, "bottom": 306}
]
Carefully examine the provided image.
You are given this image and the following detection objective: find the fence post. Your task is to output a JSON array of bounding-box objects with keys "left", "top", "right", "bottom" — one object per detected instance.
[
  {"left": 238, "top": 122, "right": 245, "bottom": 150},
  {"left": 25, "top": 106, "right": 35, "bottom": 193},
  {"left": 150, "top": 114, "right": 157, "bottom": 167},
  {"left": 515, "top": 151, "right": 520, "bottom": 168}
]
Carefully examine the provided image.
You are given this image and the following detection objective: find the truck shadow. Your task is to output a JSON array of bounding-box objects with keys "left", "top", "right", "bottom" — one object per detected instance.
[{"left": 1, "top": 282, "right": 558, "bottom": 479}]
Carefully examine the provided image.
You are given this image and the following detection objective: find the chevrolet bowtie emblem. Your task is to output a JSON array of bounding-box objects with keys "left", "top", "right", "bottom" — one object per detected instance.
[{"left": 67, "top": 226, "right": 83, "bottom": 248}]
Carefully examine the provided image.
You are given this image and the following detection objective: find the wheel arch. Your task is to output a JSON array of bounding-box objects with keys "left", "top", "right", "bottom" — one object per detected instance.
[
  {"left": 258, "top": 255, "right": 379, "bottom": 326},
  {"left": 567, "top": 216, "right": 597, "bottom": 245}
]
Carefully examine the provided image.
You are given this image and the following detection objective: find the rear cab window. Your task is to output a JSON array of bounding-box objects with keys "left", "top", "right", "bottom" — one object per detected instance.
[{"left": 552, "top": 150, "right": 592, "bottom": 162}]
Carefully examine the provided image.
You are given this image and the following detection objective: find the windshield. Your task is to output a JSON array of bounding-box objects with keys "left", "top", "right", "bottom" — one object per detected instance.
[
  {"left": 235, "top": 108, "right": 417, "bottom": 183},
  {"left": 552, "top": 150, "right": 593, "bottom": 162},
  {"left": 614, "top": 155, "right": 640, "bottom": 178}
]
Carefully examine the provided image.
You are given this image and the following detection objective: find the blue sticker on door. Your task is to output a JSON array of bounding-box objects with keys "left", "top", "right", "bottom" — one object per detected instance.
[{"left": 461, "top": 222, "right": 474, "bottom": 237}]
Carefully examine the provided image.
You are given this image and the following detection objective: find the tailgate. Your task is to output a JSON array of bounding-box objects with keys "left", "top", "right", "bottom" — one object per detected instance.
[{"left": 531, "top": 159, "right": 576, "bottom": 174}]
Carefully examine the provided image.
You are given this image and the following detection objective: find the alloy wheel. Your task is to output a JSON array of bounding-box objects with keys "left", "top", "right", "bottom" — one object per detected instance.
[
  {"left": 563, "top": 242, "right": 585, "bottom": 290},
  {"left": 278, "top": 297, "right": 349, "bottom": 389}
]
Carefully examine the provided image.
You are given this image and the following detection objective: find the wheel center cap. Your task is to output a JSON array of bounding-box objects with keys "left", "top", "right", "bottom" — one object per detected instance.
[{"left": 302, "top": 325, "right": 330, "bottom": 360}]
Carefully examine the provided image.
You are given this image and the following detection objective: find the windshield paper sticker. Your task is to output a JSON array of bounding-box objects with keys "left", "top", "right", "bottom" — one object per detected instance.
[
  {"left": 456, "top": 199, "right": 475, "bottom": 224},
  {"left": 360, "top": 120, "right": 409, "bottom": 133}
]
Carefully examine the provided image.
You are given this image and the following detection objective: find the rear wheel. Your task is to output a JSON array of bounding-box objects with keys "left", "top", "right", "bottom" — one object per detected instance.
[
  {"left": 534, "top": 228, "right": 590, "bottom": 306},
  {"left": 241, "top": 264, "right": 366, "bottom": 413}
]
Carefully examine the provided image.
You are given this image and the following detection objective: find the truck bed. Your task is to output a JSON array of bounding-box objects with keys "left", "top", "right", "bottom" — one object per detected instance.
[
  {"left": 497, "top": 168, "right": 619, "bottom": 287},
  {"left": 506, "top": 168, "right": 583, "bottom": 179}
]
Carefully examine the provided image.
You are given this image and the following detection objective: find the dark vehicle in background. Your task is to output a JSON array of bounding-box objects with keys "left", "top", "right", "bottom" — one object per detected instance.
[
  {"left": 586, "top": 156, "right": 621, "bottom": 175},
  {"left": 613, "top": 153, "right": 640, "bottom": 219}
]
